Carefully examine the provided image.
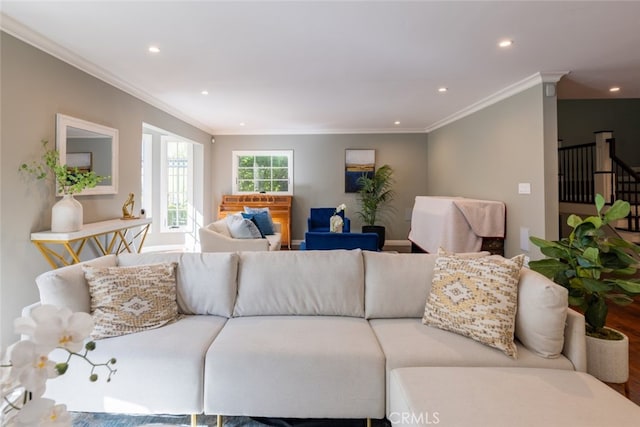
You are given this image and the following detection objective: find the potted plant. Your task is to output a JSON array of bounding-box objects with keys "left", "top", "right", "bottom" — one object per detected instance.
[
  {"left": 528, "top": 193, "right": 640, "bottom": 387},
  {"left": 20, "top": 139, "right": 105, "bottom": 232},
  {"left": 355, "top": 164, "right": 395, "bottom": 250}
]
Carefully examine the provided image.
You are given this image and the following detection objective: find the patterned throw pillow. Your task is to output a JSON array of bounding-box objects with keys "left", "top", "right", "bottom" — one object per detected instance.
[
  {"left": 83, "top": 263, "right": 179, "bottom": 339},
  {"left": 422, "top": 251, "right": 524, "bottom": 358}
]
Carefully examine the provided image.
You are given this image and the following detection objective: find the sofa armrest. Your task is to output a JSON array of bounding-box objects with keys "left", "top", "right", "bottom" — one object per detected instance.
[
  {"left": 562, "top": 308, "right": 587, "bottom": 372},
  {"left": 199, "top": 227, "right": 269, "bottom": 252}
]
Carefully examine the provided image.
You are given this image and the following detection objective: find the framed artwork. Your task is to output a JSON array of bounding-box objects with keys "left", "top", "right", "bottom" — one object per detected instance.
[
  {"left": 345, "top": 149, "right": 375, "bottom": 193},
  {"left": 66, "top": 152, "right": 93, "bottom": 173}
]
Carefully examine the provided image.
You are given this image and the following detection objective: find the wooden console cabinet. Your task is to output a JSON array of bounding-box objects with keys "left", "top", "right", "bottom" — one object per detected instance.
[{"left": 218, "top": 194, "right": 292, "bottom": 249}]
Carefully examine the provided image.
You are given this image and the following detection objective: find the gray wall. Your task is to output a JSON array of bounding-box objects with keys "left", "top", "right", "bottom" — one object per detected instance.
[
  {"left": 558, "top": 99, "right": 640, "bottom": 166},
  {"left": 426, "top": 85, "right": 559, "bottom": 258},
  {"left": 210, "top": 134, "right": 428, "bottom": 242},
  {"left": 0, "top": 32, "right": 212, "bottom": 349}
]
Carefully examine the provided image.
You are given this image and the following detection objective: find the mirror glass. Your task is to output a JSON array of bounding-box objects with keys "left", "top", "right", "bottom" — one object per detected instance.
[{"left": 56, "top": 114, "right": 118, "bottom": 195}]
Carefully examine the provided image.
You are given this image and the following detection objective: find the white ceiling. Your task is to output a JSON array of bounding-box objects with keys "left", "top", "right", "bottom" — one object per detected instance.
[{"left": 2, "top": 1, "right": 640, "bottom": 136}]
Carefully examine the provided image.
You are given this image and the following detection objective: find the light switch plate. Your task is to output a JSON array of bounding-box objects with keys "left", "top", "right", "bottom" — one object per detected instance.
[{"left": 518, "top": 183, "right": 531, "bottom": 194}]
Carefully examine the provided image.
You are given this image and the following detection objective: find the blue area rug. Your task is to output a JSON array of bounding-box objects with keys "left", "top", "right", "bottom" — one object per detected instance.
[{"left": 71, "top": 413, "right": 390, "bottom": 427}]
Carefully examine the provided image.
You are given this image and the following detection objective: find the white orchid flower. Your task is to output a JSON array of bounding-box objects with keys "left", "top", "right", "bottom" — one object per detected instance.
[
  {"left": 8, "top": 397, "right": 70, "bottom": 427},
  {"left": 335, "top": 203, "right": 346, "bottom": 213},
  {"left": 15, "top": 305, "right": 94, "bottom": 353},
  {"left": 7, "top": 340, "right": 56, "bottom": 395}
]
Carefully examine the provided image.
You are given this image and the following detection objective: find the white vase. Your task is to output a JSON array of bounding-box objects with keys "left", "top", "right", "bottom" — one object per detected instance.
[
  {"left": 51, "top": 194, "right": 83, "bottom": 232},
  {"left": 586, "top": 328, "right": 629, "bottom": 384}
]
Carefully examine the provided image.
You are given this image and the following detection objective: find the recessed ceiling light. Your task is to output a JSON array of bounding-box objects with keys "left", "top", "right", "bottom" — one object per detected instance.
[
  {"left": 239, "top": 122, "right": 246, "bottom": 127},
  {"left": 201, "top": 90, "right": 209, "bottom": 95},
  {"left": 394, "top": 121, "right": 401, "bottom": 125},
  {"left": 498, "top": 40, "right": 513, "bottom": 48},
  {"left": 148, "top": 46, "right": 160, "bottom": 53},
  {"left": 438, "top": 87, "right": 448, "bottom": 93},
  {"left": 609, "top": 86, "right": 621, "bottom": 92}
]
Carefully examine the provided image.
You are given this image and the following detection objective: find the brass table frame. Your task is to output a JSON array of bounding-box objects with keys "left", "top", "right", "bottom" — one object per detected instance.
[{"left": 31, "top": 218, "right": 152, "bottom": 269}]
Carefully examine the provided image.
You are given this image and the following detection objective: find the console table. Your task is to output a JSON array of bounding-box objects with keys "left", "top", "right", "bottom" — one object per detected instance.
[
  {"left": 218, "top": 194, "right": 292, "bottom": 249},
  {"left": 31, "top": 217, "right": 152, "bottom": 268}
]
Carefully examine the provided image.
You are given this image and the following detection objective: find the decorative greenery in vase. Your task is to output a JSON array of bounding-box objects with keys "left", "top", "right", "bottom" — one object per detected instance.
[
  {"left": 355, "top": 164, "right": 395, "bottom": 226},
  {"left": 19, "top": 140, "right": 105, "bottom": 195},
  {"left": 529, "top": 194, "right": 640, "bottom": 339}
]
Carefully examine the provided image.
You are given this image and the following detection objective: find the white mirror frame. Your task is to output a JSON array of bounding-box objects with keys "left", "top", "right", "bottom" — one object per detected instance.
[{"left": 56, "top": 114, "right": 119, "bottom": 195}]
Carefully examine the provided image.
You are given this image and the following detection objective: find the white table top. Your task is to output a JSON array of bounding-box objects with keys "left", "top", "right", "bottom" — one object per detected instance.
[{"left": 31, "top": 217, "right": 152, "bottom": 241}]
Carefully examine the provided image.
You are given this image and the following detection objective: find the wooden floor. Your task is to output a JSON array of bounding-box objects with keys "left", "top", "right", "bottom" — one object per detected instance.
[{"left": 602, "top": 299, "right": 640, "bottom": 404}]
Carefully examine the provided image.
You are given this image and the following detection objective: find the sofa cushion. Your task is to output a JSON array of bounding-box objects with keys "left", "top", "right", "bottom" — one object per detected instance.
[
  {"left": 44, "top": 315, "right": 226, "bottom": 414},
  {"left": 204, "top": 316, "right": 385, "bottom": 418},
  {"left": 36, "top": 255, "right": 118, "bottom": 313},
  {"left": 364, "top": 252, "right": 437, "bottom": 319},
  {"left": 83, "top": 263, "right": 179, "bottom": 339},
  {"left": 118, "top": 253, "right": 238, "bottom": 317},
  {"left": 422, "top": 253, "right": 524, "bottom": 358},
  {"left": 226, "top": 214, "right": 263, "bottom": 239},
  {"left": 388, "top": 367, "right": 640, "bottom": 427},
  {"left": 234, "top": 250, "right": 365, "bottom": 317},
  {"left": 515, "top": 268, "right": 568, "bottom": 358},
  {"left": 209, "top": 219, "right": 232, "bottom": 237}
]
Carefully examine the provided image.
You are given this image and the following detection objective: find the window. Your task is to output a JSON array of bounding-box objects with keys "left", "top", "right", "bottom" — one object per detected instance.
[
  {"left": 163, "top": 139, "right": 193, "bottom": 230},
  {"left": 232, "top": 150, "right": 293, "bottom": 195},
  {"left": 142, "top": 125, "right": 203, "bottom": 241}
]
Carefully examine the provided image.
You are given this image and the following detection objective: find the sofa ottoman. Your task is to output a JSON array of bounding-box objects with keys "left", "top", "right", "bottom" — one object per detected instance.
[{"left": 388, "top": 367, "right": 640, "bottom": 427}]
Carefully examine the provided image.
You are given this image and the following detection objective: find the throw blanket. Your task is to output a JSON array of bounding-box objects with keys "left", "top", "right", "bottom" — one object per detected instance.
[{"left": 408, "top": 196, "right": 505, "bottom": 253}]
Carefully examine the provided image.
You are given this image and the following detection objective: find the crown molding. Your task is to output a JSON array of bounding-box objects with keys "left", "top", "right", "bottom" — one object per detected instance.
[
  {"left": 213, "top": 127, "right": 428, "bottom": 136},
  {"left": 1, "top": 13, "right": 215, "bottom": 136},
  {"left": 425, "top": 71, "right": 568, "bottom": 133}
]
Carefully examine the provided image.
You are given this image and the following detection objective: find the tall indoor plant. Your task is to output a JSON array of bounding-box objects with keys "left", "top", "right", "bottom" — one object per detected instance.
[
  {"left": 355, "top": 164, "right": 395, "bottom": 250},
  {"left": 529, "top": 194, "right": 640, "bottom": 388},
  {"left": 20, "top": 140, "right": 105, "bottom": 232}
]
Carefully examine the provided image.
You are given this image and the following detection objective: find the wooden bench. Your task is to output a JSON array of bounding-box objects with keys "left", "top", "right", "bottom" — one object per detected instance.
[{"left": 218, "top": 194, "right": 292, "bottom": 249}]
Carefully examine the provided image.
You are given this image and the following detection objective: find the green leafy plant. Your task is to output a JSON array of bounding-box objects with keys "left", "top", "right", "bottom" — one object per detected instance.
[
  {"left": 355, "top": 164, "right": 395, "bottom": 226},
  {"left": 19, "top": 140, "right": 105, "bottom": 195},
  {"left": 529, "top": 194, "right": 640, "bottom": 339}
]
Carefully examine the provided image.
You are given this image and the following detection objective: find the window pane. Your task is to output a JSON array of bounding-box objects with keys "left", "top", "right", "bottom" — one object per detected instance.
[
  {"left": 257, "top": 167, "right": 271, "bottom": 179},
  {"left": 272, "top": 168, "right": 288, "bottom": 179},
  {"left": 239, "top": 156, "right": 254, "bottom": 167},
  {"left": 273, "top": 180, "right": 289, "bottom": 192},
  {"left": 272, "top": 156, "right": 288, "bottom": 167},
  {"left": 255, "top": 156, "right": 271, "bottom": 167},
  {"left": 257, "top": 181, "right": 272, "bottom": 192},
  {"left": 239, "top": 180, "right": 255, "bottom": 192},
  {"left": 238, "top": 168, "right": 254, "bottom": 179}
]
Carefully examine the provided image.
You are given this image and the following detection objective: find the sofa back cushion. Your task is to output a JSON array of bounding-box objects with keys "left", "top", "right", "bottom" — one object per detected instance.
[
  {"left": 515, "top": 268, "right": 568, "bottom": 358},
  {"left": 117, "top": 252, "right": 238, "bottom": 317},
  {"left": 234, "top": 250, "right": 365, "bottom": 317},
  {"left": 36, "top": 255, "right": 118, "bottom": 313},
  {"left": 364, "top": 252, "right": 437, "bottom": 319}
]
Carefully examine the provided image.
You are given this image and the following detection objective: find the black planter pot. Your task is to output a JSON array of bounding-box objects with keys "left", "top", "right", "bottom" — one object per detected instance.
[{"left": 362, "top": 225, "right": 385, "bottom": 250}]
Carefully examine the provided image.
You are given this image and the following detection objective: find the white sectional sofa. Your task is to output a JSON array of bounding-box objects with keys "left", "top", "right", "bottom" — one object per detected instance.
[{"left": 28, "top": 249, "right": 635, "bottom": 426}]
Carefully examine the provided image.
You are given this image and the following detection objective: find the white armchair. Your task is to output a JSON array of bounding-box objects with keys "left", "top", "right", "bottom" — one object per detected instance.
[{"left": 199, "top": 219, "right": 282, "bottom": 252}]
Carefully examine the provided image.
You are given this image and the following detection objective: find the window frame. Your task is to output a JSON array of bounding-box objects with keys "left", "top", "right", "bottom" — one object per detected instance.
[{"left": 231, "top": 150, "right": 294, "bottom": 195}]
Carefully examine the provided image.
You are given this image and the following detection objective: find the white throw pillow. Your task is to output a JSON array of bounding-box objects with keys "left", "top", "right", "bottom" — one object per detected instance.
[
  {"left": 515, "top": 268, "right": 568, "bottom": 358},
  {"left": 423, "top": 252, "right": 524, "bottom": 358},
  {"left": 83, "top": 262, "right": 179, "bottom": 339},
  {"left": 225, "top": 213, "right": 262, "bottom": 239}
]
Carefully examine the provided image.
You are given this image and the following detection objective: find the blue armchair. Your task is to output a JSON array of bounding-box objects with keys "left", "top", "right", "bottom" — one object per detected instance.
[
  {"left": 307, "top": 208, "right": 351, "bottom": 233},
  {"left": 299, "top": 232, "right": 378, "bottom": 251}
]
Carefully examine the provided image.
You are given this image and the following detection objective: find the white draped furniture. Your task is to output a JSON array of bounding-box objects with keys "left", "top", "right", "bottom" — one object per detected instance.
[{"left": 409, "top": 196, "right": 505, "bottom": 254}]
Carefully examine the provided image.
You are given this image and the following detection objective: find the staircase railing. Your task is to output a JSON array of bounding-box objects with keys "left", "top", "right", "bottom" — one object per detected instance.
[
  {"left": 558, "top": 136, "right": 639, "bottom": 233},
  {"left": 558, "top": 142, "right": 596, "bottom": 204},
  {"left": 608, "top": 138, "right": 640, "bottom": 232}
]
